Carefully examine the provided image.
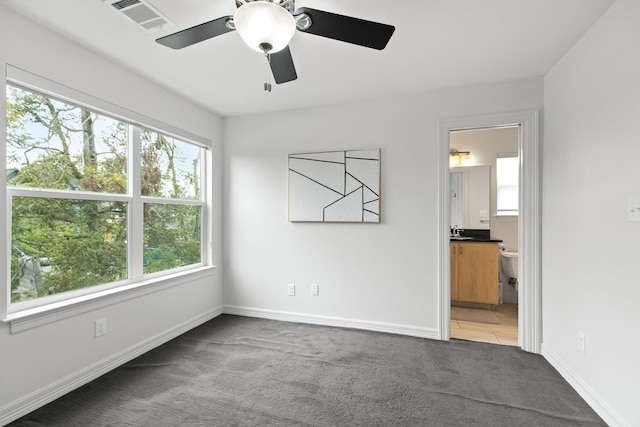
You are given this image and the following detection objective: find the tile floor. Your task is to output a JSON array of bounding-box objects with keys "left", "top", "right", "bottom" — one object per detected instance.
[{"left": 451, "top": 303, "right": 518, "bottom": 346}]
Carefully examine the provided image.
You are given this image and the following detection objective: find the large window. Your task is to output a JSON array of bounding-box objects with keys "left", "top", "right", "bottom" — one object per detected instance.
[{"left": 6, "top": 84, "right": 206, "bottom": 308}]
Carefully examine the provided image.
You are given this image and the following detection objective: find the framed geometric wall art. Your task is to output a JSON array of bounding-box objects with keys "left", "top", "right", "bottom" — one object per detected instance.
[{"left": 288, "top": 149, "right": 381, "bottom": 223}]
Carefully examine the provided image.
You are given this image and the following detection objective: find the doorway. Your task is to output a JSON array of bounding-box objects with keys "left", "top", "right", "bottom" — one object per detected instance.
[
  {"left": 438, "top": 111, "right": 541, "bottom": 354},
  {"left": 449, "top": 126, "right": 519, "bottom": 346}
]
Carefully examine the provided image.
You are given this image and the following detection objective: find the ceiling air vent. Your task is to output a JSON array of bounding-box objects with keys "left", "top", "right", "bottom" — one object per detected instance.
[{"left": 104, "top": 0, "right": 173, "bottom": 32}]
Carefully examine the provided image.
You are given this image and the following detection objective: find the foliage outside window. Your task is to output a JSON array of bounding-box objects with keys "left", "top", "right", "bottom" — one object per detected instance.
[
  {"left": 6, "top": 84, "right": 204, "bottom": 306},
  {"left": 496, "top": 155, "right": 519, "bottom": 215},
  {"left": 140, "top": 129, "right": 203, "bottom": 275}
]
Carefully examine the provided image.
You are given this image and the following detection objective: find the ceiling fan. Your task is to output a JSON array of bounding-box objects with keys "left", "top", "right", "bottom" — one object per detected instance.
[{"left": 156, "top": 0, "right": 395, "bottom": 89}]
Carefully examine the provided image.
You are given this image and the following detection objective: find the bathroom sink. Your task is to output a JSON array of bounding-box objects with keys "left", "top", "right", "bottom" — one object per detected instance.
[{"left": 450, "top": 236, "right": 473, "bottom": 240}]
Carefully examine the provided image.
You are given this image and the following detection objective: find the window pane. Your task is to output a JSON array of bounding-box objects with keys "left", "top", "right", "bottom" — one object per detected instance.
[
  {"left": 143, "top": 203, "right": 201, "bottom": 275},
  {"left": 11, "top": 197, "right": 128, "bottom": 303},
  {"left": 496, "top": 156, "right": 519, "bottom": 212},
  {"left": 140, "top": 130, "right": 202, "bottom": 200},
  {"left": 497, "top": 186, "right": 519, "bottom": 211},
  {"left": 6, "top": 85, "right": 128, "bottom": 193}
]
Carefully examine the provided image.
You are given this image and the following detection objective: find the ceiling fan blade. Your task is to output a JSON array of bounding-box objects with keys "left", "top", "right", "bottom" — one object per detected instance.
[
  {"left": 156, "top": 16, "right": 234, "bottom": 49},
  {"left": 294, "top": 8, "right": 395, "bottom": 50},
  {"left": 270, "top": 46, "right": 297, "bottom": 84}
]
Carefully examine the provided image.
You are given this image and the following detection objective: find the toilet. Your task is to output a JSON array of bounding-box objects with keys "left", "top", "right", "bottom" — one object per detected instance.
[{"left": 500, "top": 249, "right": 519, "bottom": 290}]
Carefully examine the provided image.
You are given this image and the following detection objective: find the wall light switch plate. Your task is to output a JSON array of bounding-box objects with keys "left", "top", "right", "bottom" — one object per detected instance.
[
  {"left": 288, "top": 283, "right": 296, "bottom": 296},
  {"left": 628, "top": 197, "right": 640, "bottom": 222},
  {"left": 577, "top": 331, "right": 585, "bottom": 353},
  {"left": 311, "top": 283, "right": 319, "bottom": 296}
]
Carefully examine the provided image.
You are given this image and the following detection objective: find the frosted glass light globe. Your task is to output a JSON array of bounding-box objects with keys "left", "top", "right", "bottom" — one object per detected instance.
[{"left": 234, "top": 2, "right": 296, "bottom": 53}]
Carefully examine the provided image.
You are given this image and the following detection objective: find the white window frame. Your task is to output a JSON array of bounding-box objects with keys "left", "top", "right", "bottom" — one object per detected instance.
[{"left": 1, "top": 66, "right": 213, "bottom": 331}]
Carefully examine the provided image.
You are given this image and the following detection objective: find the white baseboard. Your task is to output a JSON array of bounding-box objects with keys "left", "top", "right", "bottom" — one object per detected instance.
[
  {"left": 0, "top": 305, "right": 223, "bottom": 426},
  {"left": 223, "top": 305, "right": 440, "bottom": 340},
  {"left": 542, "top": 344, "right": 629, "bottom": 427}
]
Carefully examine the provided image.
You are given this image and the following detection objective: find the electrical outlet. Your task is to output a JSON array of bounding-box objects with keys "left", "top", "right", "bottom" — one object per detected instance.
[
  {"left": 311, "top": 283, "right": 319, "bottom": 296},
  {"left": 95, "top": 318, "right": 107, "bottom": 338},
  {"left": 288, "top": 283, "right": 295, "bottom": 296},
  {"left": 577, "top": 331, "right": 585, "bottom": 353}
]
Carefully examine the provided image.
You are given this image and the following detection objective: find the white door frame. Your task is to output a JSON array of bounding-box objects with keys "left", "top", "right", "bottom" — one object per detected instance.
[{"left": 438, "top": 110, "right": 541, "bottom": 353}]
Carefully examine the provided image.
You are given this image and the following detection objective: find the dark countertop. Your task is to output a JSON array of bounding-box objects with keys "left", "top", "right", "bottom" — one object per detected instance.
[
  {"left": 449, "top": 228, "right": 502, "bottom": 243},
  {"left": 450, "top": 237, "right": 503, "bottom": 243}
]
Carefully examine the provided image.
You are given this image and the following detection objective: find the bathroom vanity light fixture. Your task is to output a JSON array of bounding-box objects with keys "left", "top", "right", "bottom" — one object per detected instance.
[{"left": 450, "top": 149, "right": 472, "bottom": 166}]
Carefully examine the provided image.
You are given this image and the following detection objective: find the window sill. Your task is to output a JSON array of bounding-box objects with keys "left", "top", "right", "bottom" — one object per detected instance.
[
  {"left": 1, "top": 265, "right": 216, "bottom": 334},
  {"left": 494, "top": 212, "right": 519, "bottom": 217}
]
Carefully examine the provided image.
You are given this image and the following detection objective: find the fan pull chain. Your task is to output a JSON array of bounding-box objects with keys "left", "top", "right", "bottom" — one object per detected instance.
[{"left": 264, "top": 52, "right": 272, "bottom": 92}]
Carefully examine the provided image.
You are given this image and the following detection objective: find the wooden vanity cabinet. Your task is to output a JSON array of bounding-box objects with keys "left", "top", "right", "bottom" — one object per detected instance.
[{"left": 450, "top": 241, "right": 499, "bottom": 305}]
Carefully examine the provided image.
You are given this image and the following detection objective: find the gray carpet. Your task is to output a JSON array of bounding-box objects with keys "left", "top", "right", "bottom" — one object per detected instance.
[{"left": 9, "top": 315, "right": 605, "bottom": 426}]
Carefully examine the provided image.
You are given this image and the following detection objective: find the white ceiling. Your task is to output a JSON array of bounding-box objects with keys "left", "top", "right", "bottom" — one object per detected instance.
[{"left": 1, "top": 0, "right": 615, "bottom": 117}]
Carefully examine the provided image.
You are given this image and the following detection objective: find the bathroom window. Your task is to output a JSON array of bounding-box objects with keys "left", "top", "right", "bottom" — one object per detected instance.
[{"left": 496, "top": 154, "right": 519, "bottom": 215}]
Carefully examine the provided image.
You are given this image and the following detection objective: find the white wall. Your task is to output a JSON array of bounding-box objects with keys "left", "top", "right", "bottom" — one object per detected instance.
[
  {"left": 543, "top": 0, "right": 640, "bottom": 426},
  {"left": 0, "top": 6, "right": 224, "bottom": 424},
  {"left": 223, "top": 78, "right": 542, "bottom": 335}
]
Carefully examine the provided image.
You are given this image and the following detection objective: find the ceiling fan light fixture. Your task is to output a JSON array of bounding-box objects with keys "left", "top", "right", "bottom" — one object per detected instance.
[{"left": 234, "top": 1, "right": 296, "bottom": 53}]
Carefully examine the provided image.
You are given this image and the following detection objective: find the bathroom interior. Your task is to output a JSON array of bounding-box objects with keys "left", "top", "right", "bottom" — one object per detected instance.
[{"left": 449, "top": 126, "right": 519, "bottom": 346}]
